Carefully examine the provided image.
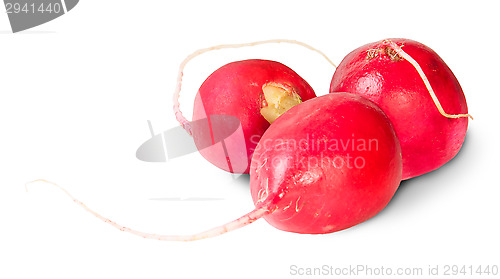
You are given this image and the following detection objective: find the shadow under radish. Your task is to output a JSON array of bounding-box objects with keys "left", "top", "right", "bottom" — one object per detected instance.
[
  {"left": 231, "top": 173, "right": 250, "bottom": 188},
  {"left": 357, "top": 126, "right": 474, "bottom": 226}
]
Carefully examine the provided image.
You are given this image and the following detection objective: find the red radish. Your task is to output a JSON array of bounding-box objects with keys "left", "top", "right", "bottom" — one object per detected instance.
[
  {"left": 249, "top": 93, "right": 401, "bottom": 233},
  {"left": 33, "top": 93, "right": 402, "bottom": 240},
  {"left": 330, "top": 38, "right": 471, "bottom": 180},
  {"left": 173, "top": 39, "right": 336, "bottom": 174},
  {"left": 191, "top": 59, "right": 316, "bottom": 174}
]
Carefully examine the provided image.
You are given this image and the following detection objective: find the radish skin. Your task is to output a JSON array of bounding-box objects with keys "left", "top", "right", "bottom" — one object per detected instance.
[
  {"left": 192, "top": 59, "right": 316, "bottom": 173},
  {"left": 330, "top": 38, "right": 470, "bottom": 179},
  {"left": 380, "top": 40, "right": 472, "bottom": 119}
]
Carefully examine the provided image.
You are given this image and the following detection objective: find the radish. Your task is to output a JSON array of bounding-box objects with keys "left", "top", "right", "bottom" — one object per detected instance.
[
  {"left": 31, "top": 93, "right": 402, "bottom": 240},
  {"left": 191, "top": 59, "right": 316, "bottom": 173},
  {"left": 330, "top": 38, "right": 472, "bottom": 179},
  {"left": 173, "top": 39, "right": 336, "bottom": 174}
]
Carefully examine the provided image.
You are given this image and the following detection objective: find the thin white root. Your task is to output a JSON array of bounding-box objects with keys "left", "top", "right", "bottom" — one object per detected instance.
[
  {"left": 26, "top": 179, "right": 269, "bottom": 241},
  {"left": 382, "top": 39, "right": 473, "bottom": 120},
  {"left": 173, "top": 39, "right": 338, "bottom": 135}
]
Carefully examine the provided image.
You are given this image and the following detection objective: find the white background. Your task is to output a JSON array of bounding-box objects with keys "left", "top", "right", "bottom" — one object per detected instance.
[{"left": 1, "top": 1, "right": 499, "bottom": 278}]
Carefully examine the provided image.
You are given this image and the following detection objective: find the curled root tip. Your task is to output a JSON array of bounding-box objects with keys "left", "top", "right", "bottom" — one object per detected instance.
[
  {"left": 25, "top": 179, "right": 51, "bottom": 192},
  {"left": 442, "top": 112, "right": 473, "bottom": 120}
]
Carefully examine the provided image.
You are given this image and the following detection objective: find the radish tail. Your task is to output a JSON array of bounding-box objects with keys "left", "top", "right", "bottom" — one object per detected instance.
[
  {"left": 26, "top": 179, "right": 270, "bottom": 241},
  {"left": 173, "top": 39, "right": 337, "bottom": 135},
  {"left": 383, "top": 39, "right": 473, "bottom": 120}
]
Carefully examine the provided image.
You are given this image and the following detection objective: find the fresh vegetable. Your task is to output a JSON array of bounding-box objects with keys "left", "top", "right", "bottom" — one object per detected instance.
[
  {"left": 249, "top": 93, "right": 402, "bottom": 233},
  {"left": 330, "top": 38, "right": 471, "bottom": 179},
  {"left": 191, "top": 59, "right": 316, "bottom": 173}
]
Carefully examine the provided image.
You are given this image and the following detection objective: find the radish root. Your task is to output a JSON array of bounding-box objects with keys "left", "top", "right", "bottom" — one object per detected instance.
[
  {"left": 382, "top": 39, "right": 473, "bottom": 120},
  {"left": 173, "top": 39, "right": 337, "bottom": 135},
  {"left": 26, "top": 179, "right": 270, "bottom": 241}
]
